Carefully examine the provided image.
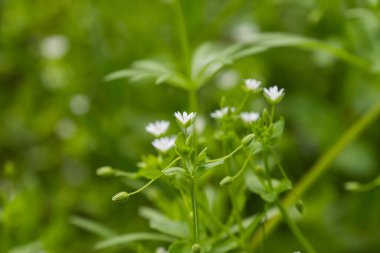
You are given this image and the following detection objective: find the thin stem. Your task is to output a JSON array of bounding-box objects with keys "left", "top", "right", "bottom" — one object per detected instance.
[
  {"left": 276, "top": 200, "right": 316, "bottom": 253},
  {"left": 191, "top": 178, "right": 200, "bottom": 243},
  {"left": 129, "top": 179, "right": 156, "bottom": 196},
  {"left": 173, "top": 0, "right": 191, "bottom": 76},
  {"left": 129, "top": 157, "right": 181, "bottom": 196},
  {"left": 270, "top": 104, "right": 275, "bottom": 123},
  {"left": 269, "top": 146, "right": 289, "bottom": 180},
  {"left": 232, "top": 154, "right": 251, "bottom": 180},
  {"left": 263, "top": 149, "right": 273, "bottom": 190},
  {"left": 251, "top": 100, "right": 380, "bottom": 249},
  {"left": 237, "top": 92, "right": 251, "bottom": 113},
  {"left": 206, "top": 144, "right": 243, "bottom": 163},
  {"left": 189, "top": 88, "right": 198, "bottom": 112},
  {"left": 198, "top": 202, "right": 245, "bottom": 250},
  {"left": 227, "top": 186, "right": 244, "bottom": 236}
]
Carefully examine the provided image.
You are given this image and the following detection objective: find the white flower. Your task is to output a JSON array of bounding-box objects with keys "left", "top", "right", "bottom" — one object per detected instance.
[
  {"left": 263, "top": 85, "right": 285, "bottom": 104},
  {"left": 174, "top": 111, "right": 196, "bottom": 127},
  {"left": 155, "top": 247, "right": 168, "bottom": 253},
  {"left": 245, "top": 79, "right": 261, "bottom": 92},
  {"left": 152, "top": 137, "right": 176, "bottom": 153},
  {"left": 210, "top": 107, "right": 235, "bottom": 119},
  {"left": 240, "top": 112, "right": 259, "bottom": 123},
  {"left": 40, "top": 35, "right": 69, "bottom": 59},
  {"left": 145, "top": 120, "right": 170, "bottom": 137}
]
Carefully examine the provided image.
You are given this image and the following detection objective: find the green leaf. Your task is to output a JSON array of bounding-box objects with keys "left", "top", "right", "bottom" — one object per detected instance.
[
  {"left": 168, "top": 240, "right": 192, "bottom": 253},
  {"left": 231, "top": 33, "right": 370, "bottom": 70},
  {"left": 248, "top": 139, "right": 263, "bottom": 155},
  {"left": 209, "top": 239, "right": 238, "bottom": 253},
  {"left": 94, "top": 233, "right": 175, "bottom": 250},
  {"left": 191, "top": 43, "right": 243, "bottom": 88},
  {"left": 194, "top": 158, "right": 225, "bottom": 177},
  {"left": 139, "top": 207, "right": 190, "bottom": 239},
  {"left": 105, "top": 59, "right": 189, "bottom": 89},
  {"left": 270, "top": 118, "right": 285, "bottom": 144},
  {"left": 139, "top": 167, "right": 163, "bottom": 180},
  {"left": 272, "top": 178, "right": 292, "bottom": 194},
  {"left": 9, "top": 241, "right": 44, "bottom": 253},
  {"left": 70, "top": 215, "right": 116, "bottom": 238},
  {"left": 245, "top": 171, "right": 276, "bottom": 202},
  {"left": 163, "top": 167, "right": 187, "bottom": 176}
]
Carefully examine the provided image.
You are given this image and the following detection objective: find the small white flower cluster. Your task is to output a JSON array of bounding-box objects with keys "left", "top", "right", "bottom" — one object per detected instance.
[
  {"left": 210, "top": 79, "right": 285, "bottom": 124},
  {"left": 146, "top": 111, "right": 197, "bottom": 153},
  {"left": 145, "top": 120, "right": 175, "bottom": 153},
  {"left": 244, "top": 78, "right": 285, "bottom": 104}
]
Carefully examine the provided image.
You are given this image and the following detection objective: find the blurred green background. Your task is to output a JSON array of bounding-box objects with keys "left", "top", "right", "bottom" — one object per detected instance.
[{"left": 1, "top": 0, "right": 380, "bottom": 252}]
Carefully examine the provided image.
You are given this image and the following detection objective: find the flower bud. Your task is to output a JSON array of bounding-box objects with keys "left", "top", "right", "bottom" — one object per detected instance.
[
  {"left": 96, "top": 166, "right": 115, "bottom": 176},
  {"left": 191, "top": 243, "right": 202, "bottom": 253},
  {"left": 220, "top": 176, "right": 233, "bottom": 186},
  {"left": 344, "top": 181, "right": 361, "bottom": 191},
  {"left": 241, "top": 134, "right": 255, "bottom": 146},
  {"left": 112, "top": 191, "right": 129, "bottom": 202}
]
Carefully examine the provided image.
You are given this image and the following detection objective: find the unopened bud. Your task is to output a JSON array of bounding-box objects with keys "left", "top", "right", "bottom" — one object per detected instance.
[
  {"left": 191, "top": 243, "right": 202, "bottom": 253},
  {"left": 96, "top": 166, "right": 115, "bottom": 176},
  {"left": 112, "top": 191, "right": 129, "bottom": 202},
  {"left": 344, "top": 181, "right": 361, "bottom": 191},
  {"left": 241, "top": 134, "right": 255, "bottom": 146},
  {"left": 220, "top": 176, "right": 233, "bottom": 186}
]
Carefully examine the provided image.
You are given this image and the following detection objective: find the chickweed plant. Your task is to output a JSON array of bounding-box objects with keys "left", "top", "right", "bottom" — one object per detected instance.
[
  {"left": 94, "top": 1, "right": 380, "bottom": 252},
  {"left": 97, "top": 78, "right": 314, "bottom": 252}
]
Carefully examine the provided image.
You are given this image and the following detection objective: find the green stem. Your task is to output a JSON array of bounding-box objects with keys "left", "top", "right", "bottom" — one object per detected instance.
[
  {"left": 189, "top": 88, "right": 198, "bottom": 112},
  {"left": 237, "top": 92, "right": 250, "bottom": 113},
  {"left": 270, "top": 104, "right": 275, "bottom": 123},
  {"left": 198, "top": 202, "right": 245, "bottom": 249},
  {"left": 263, "top": 149, "right": 273, "bottom": 190},
  {"left": 129, "top": 157, "right": 181, "bottom": 196},
  {"left": 173, "top": 0, "right": 191, "bottom": 76},
  {"left": 269, "top": 146, "right": 289, "bottom": 180},
  {"left": 227, "top": 186, "right": 244, "bottom": 236},
  {"left": 276, "top": 200, "right": 316, "bottom": 253},
  {"left": 191, "top": 178, "right": 200, "bottom": 243},
  {"left": 251, "top": 100, "right": 380, "bottom": 248},
  {"left": 232, "top": 154, "right": 251, "bottom": 180},
  {"left": 206, "top": 144, "right": 243, "bottom": 164}
]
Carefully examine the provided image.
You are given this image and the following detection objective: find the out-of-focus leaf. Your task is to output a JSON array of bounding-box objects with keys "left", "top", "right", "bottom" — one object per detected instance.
[
  {"left": 9, "top": 241, "right": 44, "bottom": 253},
  {"left": 70, "top": 215, "right": 116, "bottom": 238},
  {"left": 139, "top": 207, "right": 190, "bottom": 239},
  {"left": 191, "top": 43, "right": 243, "bottom": 88},
  {"left": 94, "top": 232, "right": 175, "bottom": 250},
  {"left": 105, "top": 59, "right": 189, "bottom": 89},
  {"left": 139, "top": 167, "right": 163, "bottom": 180},
  {"left": 231, "top": 33, "right": 370, "bottom": 70},
  {"left": 209, "top": 238, "right": 238, "bottom": 253},
  {"left": 195, "top": 158, "right": 225, "bottom": 177},
  {"left": 163, "top": 167, "right": 187, "bottom": 176},
  {"left": 168, "top": 240, "right": 192, "bottom": 253},
  {"left": 270, "top": 118, "right": 285, "bottom": 144}
]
